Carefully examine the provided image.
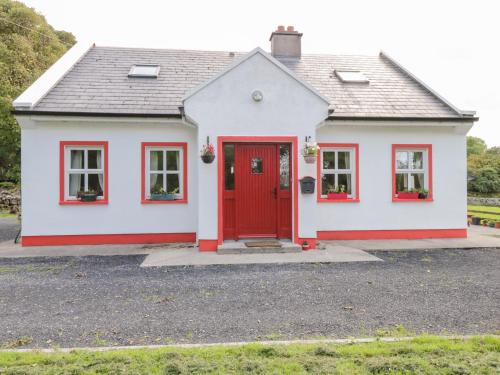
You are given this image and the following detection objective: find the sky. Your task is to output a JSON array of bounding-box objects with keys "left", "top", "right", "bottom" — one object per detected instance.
[{"left": 22, "top": 0, "right": 499, "bottom": 146}]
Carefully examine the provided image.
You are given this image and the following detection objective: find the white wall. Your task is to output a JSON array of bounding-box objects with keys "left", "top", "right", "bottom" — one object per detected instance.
[
  {"left": 184, "top": 51, "right": 329, "bottom": 240},
  {"left": 316, "top": 123, "right": 469, "bottom": 231},
  {"left": 20, "top": 120, "right": 197, "bottom": 236}
]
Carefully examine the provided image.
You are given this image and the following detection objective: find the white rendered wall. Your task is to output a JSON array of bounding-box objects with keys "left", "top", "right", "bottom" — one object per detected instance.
[
  {"left": 20, "top": 121, "right": 197, "bottom": 236},
  {"left": 184, "top": 51, "right": 329, "bottom": 240},
  {"left": 316, "top": 123, "right": 469, "bottom": 231}
]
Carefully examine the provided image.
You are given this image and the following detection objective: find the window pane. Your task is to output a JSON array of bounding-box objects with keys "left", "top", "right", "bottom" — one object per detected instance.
[
  {"left": 322, "top": 151, "right": 335, "bottom": 169},
  {"left": 88, "top": 150, "right": 102, "bottom": 169},
  {"left": 396, "top": 151, "right": 408, "bottom": 169},
  {"left": 338, "top": 174, "right": 352, "bottom": 194},
  {"left": 251, "top": 158, "right": 263, "bottom": 173},
  {"left": 224, "top": 144, "right": 235, "bottom": 190},
  {"left": 166, "top": 151, "right": 179, "bottom": 171},
  {"left": 321, "top": 174, "right": 335, "bottom": 195},
  {"left": 150, "top": 174, "right": 164, "bottom": 193},
  {"left": 410, "top": 152, "right": 423, "bottom": 169},
  {"left": 69, "top": 174, "right": 84, "bottom": 196},
  {"left": 411, "top": 173, "right": 425, "bottom": 190},
  {"left": 150, "top": 151, "right": 163, "bottom": 171},
  {"left": 338, "top": 151, "right": 350, "bottom": 169},
  {"left": 280, "top": 144, "right": 290, "bottom": 190},
  {"left": 88, "top": 174, "right": 104, "bottom": 196},
  {"left": 167, "top": 174, "right": 180, "bottom": 194},
  {"left": 70, "top": 150, "right": 84, "bottom": 169},
  {"left": 396, "top": 173, "right": 408, "bottom": 192}
]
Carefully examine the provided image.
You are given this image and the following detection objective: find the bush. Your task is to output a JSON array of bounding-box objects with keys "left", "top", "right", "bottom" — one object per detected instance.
[{"left": 468, "top": 167, "right": 500, "bottom": 194}]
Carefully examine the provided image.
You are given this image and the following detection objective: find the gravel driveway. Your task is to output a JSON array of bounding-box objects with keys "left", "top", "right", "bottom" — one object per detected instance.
[{"left": 0, "top": 248, "right": 498, "bottom": 348}]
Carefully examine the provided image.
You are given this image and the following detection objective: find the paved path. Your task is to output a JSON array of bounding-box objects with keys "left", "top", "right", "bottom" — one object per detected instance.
[
  {"left": 0, "top": 248, "right": 498, "bottom": 348},
  {"left": 140, "top": 245, "right": 382, "bottom": 267}
]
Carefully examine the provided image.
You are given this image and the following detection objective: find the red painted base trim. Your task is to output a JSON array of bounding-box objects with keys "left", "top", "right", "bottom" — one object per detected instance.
[
  {"left": 298, "top": 238, "right": 317, "bottom": 250},
  {"left": 317, "top": 229, "right": 467, "bottom": 240},
  {"left": 198, "top": 239, "right": 218, "bottom": 252},
  {"left": 22, "top": 233, "right": 196, "bottom": 247}
]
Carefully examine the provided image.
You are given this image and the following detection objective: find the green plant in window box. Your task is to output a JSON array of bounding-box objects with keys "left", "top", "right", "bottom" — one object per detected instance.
[
  {"left": 418, "top": 188, "right": 429, "bottom": 199},
  {"left": 326, "top": 184, "right": 348, "bottom": 200},
  {"left": 78, "top": 190, "right": 98, "bottom": 202},
  {"left": 150, "top": 187, "right": 179, "bottom": 201}
]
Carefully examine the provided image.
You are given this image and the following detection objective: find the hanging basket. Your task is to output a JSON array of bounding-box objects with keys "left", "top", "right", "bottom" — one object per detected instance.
[
  {"left": 201, "top": 154, "right": 215, "bottom": 164},
  {"left": 303, "top": 155, "right": 317, "bottom": 164}
]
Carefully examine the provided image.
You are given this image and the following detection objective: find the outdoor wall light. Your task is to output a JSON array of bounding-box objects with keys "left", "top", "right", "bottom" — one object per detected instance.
[{"left": 252, "top": 90, "right": 263, "bottom": 102}]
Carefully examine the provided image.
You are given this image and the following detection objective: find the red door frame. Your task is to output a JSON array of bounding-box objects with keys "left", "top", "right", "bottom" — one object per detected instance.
[{"left": 217, "top": 136, "right": 298, "bottom": 246}]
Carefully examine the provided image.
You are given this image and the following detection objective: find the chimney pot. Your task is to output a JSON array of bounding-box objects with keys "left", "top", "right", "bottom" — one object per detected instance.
[
  {"left": 277, "top": 25, "right": 285, "bottom": 32},
  {"left": 287, "top": 26, "right": 294, "bottom": 32}
]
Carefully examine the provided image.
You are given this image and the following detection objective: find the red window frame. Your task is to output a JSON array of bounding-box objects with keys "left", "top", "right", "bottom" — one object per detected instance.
[
  {"left": 59, "top": 141, "right": 109, "bottom": 205},
  {"left": 317, "top": 143, "right": 360, "bottom": 203},
  {"left": 392, "top": 144, "right": 433, "bottom": 202},
  {"left": 141, "top": 142, "right": 188, "bottom": 204}
]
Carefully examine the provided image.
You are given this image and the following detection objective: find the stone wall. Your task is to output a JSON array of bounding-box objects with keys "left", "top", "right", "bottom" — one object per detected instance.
[
  {"left": 467, "top": 196, "right": 500, "bottom": 207},
  {"left": 0, "top": 188, "right": 20, "bottom": 213}
]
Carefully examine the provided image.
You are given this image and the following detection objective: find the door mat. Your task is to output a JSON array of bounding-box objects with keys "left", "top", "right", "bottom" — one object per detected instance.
[{"left": 245, "top": 240, "right": 282, "bottom": 248}]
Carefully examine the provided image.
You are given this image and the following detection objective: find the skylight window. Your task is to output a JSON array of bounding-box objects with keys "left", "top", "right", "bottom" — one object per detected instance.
[
  {"left": 128, "top": 64, "right": 160, "bottom": 78},
  {"left": 335, "top": 70, "right": 369, "bottom": 83}
]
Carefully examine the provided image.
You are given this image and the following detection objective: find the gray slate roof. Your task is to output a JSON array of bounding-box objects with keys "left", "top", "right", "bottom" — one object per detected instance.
[{"left": 29, "top": 46, "right": 466, "bottom": 119}]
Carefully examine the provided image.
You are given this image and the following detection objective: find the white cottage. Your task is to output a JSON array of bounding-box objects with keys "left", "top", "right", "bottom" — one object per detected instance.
[{"left": 13, "top": 26, "right": 477, "bottom": 250}]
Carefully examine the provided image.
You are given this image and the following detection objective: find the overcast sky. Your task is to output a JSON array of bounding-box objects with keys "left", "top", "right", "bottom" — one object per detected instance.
[{"left": 23, "top": 0, "right": 499, "bottom": 146}]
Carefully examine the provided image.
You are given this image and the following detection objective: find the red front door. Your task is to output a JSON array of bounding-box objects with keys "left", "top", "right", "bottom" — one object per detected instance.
[
  {"left": 235, "top": 144, "right": 278, "bottom": 237},
  {"left": 222, "top": 143, "right": 292, "bottom": 240}
]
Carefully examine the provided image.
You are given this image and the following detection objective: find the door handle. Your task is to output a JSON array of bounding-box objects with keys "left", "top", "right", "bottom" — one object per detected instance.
[{"left": 272, "top": 187, "right": 277, "bottom": 199}]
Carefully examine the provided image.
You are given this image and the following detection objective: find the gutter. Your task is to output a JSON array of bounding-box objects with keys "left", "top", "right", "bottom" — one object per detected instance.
[
  {"left": 12, "top": 110, "right": 182, "bottom": 119},
  {"left": 379, "top": 51, "right": 477, "bottom": 120},
  {"left": 327, "top": 115, "right": 478, "bottom": 122}
]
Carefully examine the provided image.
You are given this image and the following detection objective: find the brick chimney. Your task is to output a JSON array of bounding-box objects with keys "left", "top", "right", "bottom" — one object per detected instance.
[{"left": 269, "top": 25, "right": 302, "bottom": 59}]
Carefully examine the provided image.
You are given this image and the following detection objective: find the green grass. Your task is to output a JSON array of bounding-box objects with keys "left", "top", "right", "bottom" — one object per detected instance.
[
  {"left": 468, "top": 205, "right": 500, "bottom": 214},
  {"left": 0, "top": 336, "right": 498, "bottom": 374},
  {"left": 0, "top": 210, "right": 16, "bottom": 218},
  {"left": 468, "top": 205, "right": 500, "bottom": 221}
]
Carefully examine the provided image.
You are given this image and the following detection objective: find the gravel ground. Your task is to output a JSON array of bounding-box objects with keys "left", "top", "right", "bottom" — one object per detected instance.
[
  {"left": 0, "top": 248, "right": 499, "bottom": 348},
  {"left": 0, "top": 217, "right": 19, "bottom": 243}
]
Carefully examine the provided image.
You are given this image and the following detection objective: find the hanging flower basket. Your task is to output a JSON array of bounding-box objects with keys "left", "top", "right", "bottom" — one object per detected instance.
[
  {"left": 201, "top": 143, "right": 215, "bottom": 164},
  {"left": 201, "top": 154, "right": 215, "bottom": 163},
  {"left": 302, "top": 141, "right": 319, "bottom": 164},
  {"left": 303, "top": 155, "right": 317, "bottom": 164}
]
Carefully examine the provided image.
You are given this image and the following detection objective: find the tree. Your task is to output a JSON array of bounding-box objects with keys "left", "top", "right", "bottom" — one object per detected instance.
[
  {"left": 467, "top": 136, "right": 487, "bottom": 156},
  {"left": 0, "top": 0, "right": 75, "bottom": 182},
  {"left": 467, "top": 136, "right": 500, "bottom": 196}
]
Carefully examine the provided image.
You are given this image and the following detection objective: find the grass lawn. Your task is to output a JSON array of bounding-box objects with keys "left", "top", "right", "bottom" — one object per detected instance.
[
  {"left": 0, "top": 336, "right": 498, "bottom": 374},
  {"left": 468, "top": 205, "right": 500, "bottom": 221},
  {"left": 0, "top": 210, "right": 16, "bottom": 218}
]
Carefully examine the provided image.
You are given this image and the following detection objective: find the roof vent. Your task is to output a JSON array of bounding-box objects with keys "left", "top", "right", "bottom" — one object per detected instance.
[
  {"left": 334, "top": 70, "right": 369, "bottom": 83},
  {"left": 128, "top": 64, "right": 160, "bottom": 78},
  {"left": 269, "top": 25, "right": 302, "bottom": 59}
]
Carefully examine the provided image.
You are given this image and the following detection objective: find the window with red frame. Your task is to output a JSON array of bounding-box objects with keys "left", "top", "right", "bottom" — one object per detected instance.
[
  {"left": 393, "top": 145, "right": 432, "bottom": 200},
  {"left": 60, "top": 142, "right": 108, "bottom": 203}
]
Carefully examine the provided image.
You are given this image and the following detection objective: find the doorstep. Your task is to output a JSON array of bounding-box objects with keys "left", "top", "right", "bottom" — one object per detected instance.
[
  {"left": 140, "top": 244, "right": 382, "bottom": 267},
  {"left": 217, "top": 239, "right": 301, "bottom": 254}
]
